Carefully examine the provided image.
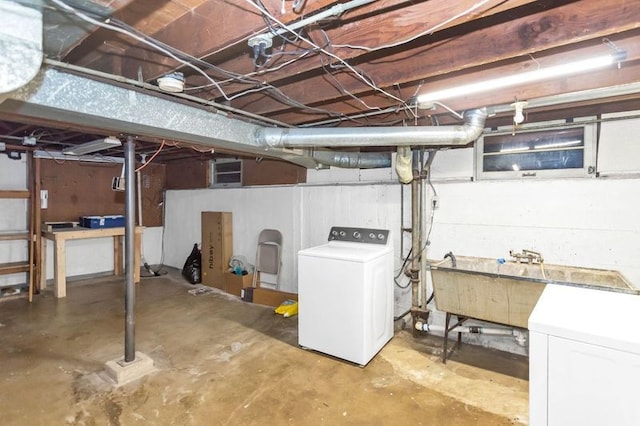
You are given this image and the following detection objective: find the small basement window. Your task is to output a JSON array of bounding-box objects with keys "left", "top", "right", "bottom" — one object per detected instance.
[
  {"left": 476, "top": 125, "right": 596, "bottom": 180},
  {"left": 210, "top": 159, "right": 242, "bottom": 187}
]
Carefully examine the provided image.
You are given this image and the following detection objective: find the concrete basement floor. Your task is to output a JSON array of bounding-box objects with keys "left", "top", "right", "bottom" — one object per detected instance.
[{"left": 0, "top": 270, "right": 529, "bottom": 425}]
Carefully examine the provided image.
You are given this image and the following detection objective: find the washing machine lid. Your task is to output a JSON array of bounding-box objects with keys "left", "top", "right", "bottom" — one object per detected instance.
[
  {"left": 298, "top": 241, "right": 391, "bottom": 263},
  {"left": 529, "top": 284, "right": 640, "bottom": 354}
]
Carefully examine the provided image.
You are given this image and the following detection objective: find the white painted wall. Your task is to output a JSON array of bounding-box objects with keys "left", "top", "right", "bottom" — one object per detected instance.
[{"left": 163, "top": 183, "right": 412, "bottom": 310}]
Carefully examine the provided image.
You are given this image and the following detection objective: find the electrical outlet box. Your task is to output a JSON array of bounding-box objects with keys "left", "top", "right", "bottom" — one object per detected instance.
[
  {"left": 40, "top": 190, "right": 48, "bottom": 209},
  {"left": 111, "top": 176, "right": 125, "bottom": 191}
]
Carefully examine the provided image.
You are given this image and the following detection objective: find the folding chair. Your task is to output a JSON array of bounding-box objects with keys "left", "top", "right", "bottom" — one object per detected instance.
[{"left": 252, "top": 229, "right": 282, "bottom": 290}]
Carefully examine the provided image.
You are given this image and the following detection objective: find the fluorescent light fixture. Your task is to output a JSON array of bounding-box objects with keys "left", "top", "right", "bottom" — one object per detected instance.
[
  {"left": 62, "top": 136, "right": 122, "bottom": 155},
  {"left": 500, "top": 146, "right": 529, "bottom": 153},
  {"left": 417, "top": 50, "right": 627, "bottom": 107},
  {"left": 533, "top": 140, "right": 582, "bottom": 149}
]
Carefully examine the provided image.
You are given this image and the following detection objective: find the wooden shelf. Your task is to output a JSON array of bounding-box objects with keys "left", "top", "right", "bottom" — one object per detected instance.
[
  {"left": 0, "top": 261, "right": 31, "bottom": 275},
  {"left": 0, "top": 153, "right": 41, "bottom": 302},
  {"left": 0, "top": 190, "right": 30, "bottom": 199},
  {"left": 0, "top": 231, "right": 30, "bottom": 241}
]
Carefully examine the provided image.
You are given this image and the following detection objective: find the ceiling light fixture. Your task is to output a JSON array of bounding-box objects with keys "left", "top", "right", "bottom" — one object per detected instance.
[
  {"left": 511, "top": 101, "right": 528, "bottom": 125},
  {"left": 62, "top": 136, "right": 122, "bottom": 155},
  {"left": 157, "top": 72, "right": 185, "bottom": 93},
  {"left": 417, "top": 50, "right": 627, "bottom": 108}
]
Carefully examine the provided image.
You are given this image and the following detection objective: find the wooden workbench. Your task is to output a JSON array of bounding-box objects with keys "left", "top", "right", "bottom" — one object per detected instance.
[{"left": 40, "top": 226, "right": 143, "bottom": 298}]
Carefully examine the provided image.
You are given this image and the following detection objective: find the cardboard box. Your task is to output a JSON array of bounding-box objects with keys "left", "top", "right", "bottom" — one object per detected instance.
[
  {"left": 201, "top": 212, "right": 233, "bottom": 289},
  {"left": 251, "top": 287, "right": 298, "bottom": 307},
  {"left": 224, "top": 272, "right": 254, "bottom": 297}
]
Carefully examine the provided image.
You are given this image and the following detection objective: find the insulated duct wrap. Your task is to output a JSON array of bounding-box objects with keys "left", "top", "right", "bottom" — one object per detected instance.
[
  {"left": 395, "top": 147, "right": 413, "bottom": 183},
  {"left": 0, "top": 1, "right": 42, "bottom": 100}
]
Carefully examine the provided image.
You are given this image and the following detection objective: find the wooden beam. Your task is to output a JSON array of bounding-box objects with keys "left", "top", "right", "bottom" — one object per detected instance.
[
  {"left": 112, "top": 0, "right": 340, "bottom": 80},
  {"left": 211, "top": 0, "right": 537, "bottom": 98},
  {"left": 231, "top": 0, "right": 640, "bottom": 116},
  {"left": 271, "top": 58, "right": 640, "bottom": 126}
]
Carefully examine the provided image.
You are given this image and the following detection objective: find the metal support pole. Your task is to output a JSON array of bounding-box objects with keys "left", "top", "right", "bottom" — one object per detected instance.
[{"left": 124, "top": 136, "right": 136, "bottom": 362}]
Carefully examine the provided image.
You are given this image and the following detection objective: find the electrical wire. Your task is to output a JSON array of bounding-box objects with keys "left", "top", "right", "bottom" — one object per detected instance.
[
  {"left": 48, "top": 0, "right": 234, "bottom": 101},
  {"left": 48, "top": 0, "right": 476, "bottom": 126},
  {"left": 47, "top": 0, "right": 338, "bottom": 118},
  {"left": 104, "top": 12, "right": 343, "bottom": 116},
  {"left": 394, "top": 247, "right": 413, "bottom": 289},
  {"left": 135, "top": 139, "right": 165, "bottom": 172},
  {"left": 319, "top": 56, "right": 389, "bottom": 112},
  {"left": 244, "top": 0, "right": 412, "bottom": 111}
]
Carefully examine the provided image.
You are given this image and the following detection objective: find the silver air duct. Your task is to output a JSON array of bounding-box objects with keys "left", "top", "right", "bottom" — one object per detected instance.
[
  {"left": 255, "top": 108, "right": 487, "bottom": 149},
  {"left": 311, "top": 150, "right": 391, "bottom": 169}
]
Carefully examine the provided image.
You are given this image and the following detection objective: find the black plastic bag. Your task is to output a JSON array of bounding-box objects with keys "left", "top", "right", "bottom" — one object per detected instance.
[{"left": 182, "top": 243, "right": 201, "bottom": 284}]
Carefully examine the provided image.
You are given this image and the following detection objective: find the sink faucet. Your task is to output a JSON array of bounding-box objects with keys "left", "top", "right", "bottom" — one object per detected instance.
[{"left": 509, "top": 249, "right": 544, "bottom": 264}]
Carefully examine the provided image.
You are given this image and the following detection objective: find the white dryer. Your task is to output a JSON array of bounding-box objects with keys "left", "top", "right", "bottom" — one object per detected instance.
[{"left": 298, "top": 226, "right": 394, "bottom": 366}]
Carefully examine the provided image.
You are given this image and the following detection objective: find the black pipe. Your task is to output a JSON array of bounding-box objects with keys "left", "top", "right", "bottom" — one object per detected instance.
[
  {"left": 444, "top": 251, "right": 456, "bottom": 268},
  {"left": 124, "top": 136, "right": 136, "bottom": 362}
]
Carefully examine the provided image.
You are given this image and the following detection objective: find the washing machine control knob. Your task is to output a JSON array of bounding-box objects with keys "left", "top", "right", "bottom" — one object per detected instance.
[
  {"left": 377, "top": 233, "right": 385, "bottom": 240},
  {"left": 353, "top": 231, "right": 361, "bottom": 239},
  {"left": 339, "top": 230, "right": 346, "bottom": 237},
  {"left": 368, "top": 232, "right": 376, "bottom": 239},
  {"left": 331, "top": 230, "right": 338, "bottom": 236}
]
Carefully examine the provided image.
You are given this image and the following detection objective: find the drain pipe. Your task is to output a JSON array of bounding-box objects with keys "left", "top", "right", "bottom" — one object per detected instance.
[
  {"left": 410, "top": 156, "right": 420, "bottom": 311},
  {"left": 410, "top": 149, "right": 430, "bottom": 331},
  {"left": 255, "top": 108, "right": 487, "bottom": 149},
  {"left": 415, "top": 321, "right": 528, "bottom": 346},
  {"left": 420, "top": 150, "right": 437, "bottom": 308}
]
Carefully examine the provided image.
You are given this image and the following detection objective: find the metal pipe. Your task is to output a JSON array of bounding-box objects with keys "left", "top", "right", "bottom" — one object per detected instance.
[
  {"left": 255, "top": 108, "right": 487, "bottom": 148},
  {"left": 311, "top": 150, "right": 391, "bottom": 168},
  {"left": 410, "top": 151, "right": 420, "bottom": 311},
  {"left": 417, "top": 149, "right": 424, "bottom": 309},
  {"left": 124, "top": 136, "right": 136, "bottom": 362},
  {"left": 420, "top": 151, "right": 435, "bottom": 309},
  {"left": 250, "top": 0, "right": 375, "bottom": 47}
]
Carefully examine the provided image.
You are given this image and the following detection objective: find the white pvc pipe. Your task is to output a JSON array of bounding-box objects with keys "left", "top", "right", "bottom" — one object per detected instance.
[{"left": 415, "top": 321, "right": 528, "bottom": 346}]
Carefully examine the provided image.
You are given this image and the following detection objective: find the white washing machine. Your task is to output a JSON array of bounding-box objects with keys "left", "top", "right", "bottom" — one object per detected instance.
[{"left": 298, "top": 226, "right": 394, "bottom": 366}]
